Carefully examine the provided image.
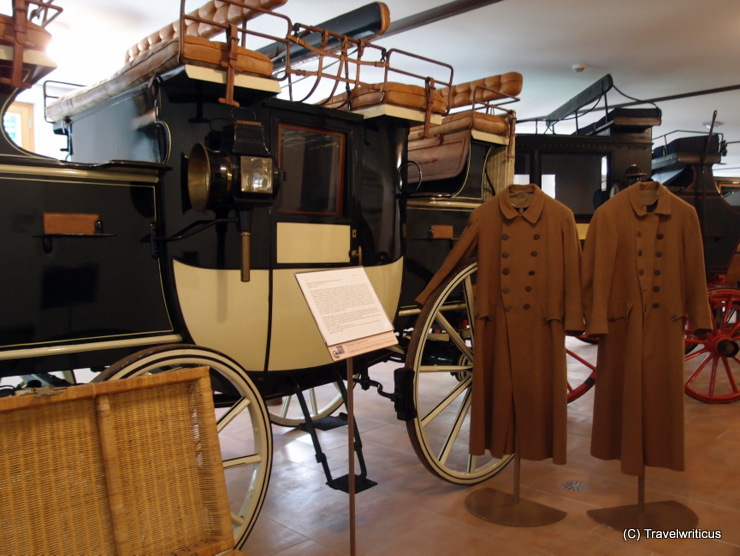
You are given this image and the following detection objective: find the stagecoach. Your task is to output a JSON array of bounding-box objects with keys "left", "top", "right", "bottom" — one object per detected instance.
[{"left": 0, "top": 0, "right": 526, "bottom": 545}]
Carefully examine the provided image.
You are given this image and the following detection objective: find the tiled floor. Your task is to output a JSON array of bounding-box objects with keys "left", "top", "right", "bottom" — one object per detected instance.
[{"left": 243, "top": 340, "right": 740, "bottom": 555}]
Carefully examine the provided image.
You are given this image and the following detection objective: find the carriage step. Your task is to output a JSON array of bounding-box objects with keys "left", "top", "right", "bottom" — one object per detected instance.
[
  {"left": 327, "top": 474, "right": 377, "bottom": 493},
  {"left": 298, "top": 413, "right": 347, "bottom": 432}
]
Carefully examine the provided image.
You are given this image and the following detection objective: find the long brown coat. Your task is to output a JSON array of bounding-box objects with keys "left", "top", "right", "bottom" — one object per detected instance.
[
  {"left": 416, "top": 185, "right": 583, "bottom": 463},
  {"left": 582, "top": 181, "right": 713, "bottom": 476}
]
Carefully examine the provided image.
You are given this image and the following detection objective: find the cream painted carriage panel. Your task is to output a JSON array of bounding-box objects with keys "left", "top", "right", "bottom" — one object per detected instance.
[
  {"left": 173, "top": 260, "right": 269, "bottom": 371},
  {"left": 277, "top": 222, "right": 350, "bottom": 264},
  {"left": 268, "top": 258, "right": 404, "bottom": 371}
]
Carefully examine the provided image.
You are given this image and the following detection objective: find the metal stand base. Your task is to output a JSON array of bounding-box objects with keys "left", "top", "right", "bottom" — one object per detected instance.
[
  {"left": 466, "top": 488, "right": 567, "bottom": 527},
  {"left": 465, "top": 450, "right": 566, "bottom": 527},
  {"left": 587, "top": 500, "right": 698, "bottom": 531},
  {"left": 588, "top": 474, "right": 698, "bottom": 531}
]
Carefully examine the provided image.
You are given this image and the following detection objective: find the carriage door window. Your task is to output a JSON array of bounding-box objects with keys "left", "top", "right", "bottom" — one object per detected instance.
[
  {"left": 275, "top": 124, "right": 350, "bottom": 265},
  {"left": 277, "top": 124, "right": 345, "bottom": 215}
]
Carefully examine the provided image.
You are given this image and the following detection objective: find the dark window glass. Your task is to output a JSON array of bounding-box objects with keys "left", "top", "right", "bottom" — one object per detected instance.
[{"left": 277, "top": 124, "right": 344, "bottom": 215}]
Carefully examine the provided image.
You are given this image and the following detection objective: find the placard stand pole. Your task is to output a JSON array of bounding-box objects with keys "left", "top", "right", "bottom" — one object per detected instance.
[{"left": 347, "top": 356, "right": 356, "bottom": 556}]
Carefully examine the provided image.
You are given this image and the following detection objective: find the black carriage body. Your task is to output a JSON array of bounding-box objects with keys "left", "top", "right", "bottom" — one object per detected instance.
[
  {"left": 0, "top": 156, "right": 176, "bottom": 376},
  {"left": 39, "top": 67, "right": 407, "bottom": 377},
  {"left": 652, "top": 135, "right": 740, "bottom": 279},
  {"left": 515, "top": 120, "right": 657, "bottom": 222}
]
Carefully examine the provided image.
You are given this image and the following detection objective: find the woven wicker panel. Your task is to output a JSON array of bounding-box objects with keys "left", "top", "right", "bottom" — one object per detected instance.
[
  {"left": 109, "top": 380, "right": 231, "bottom": 555},
  {"left": 0, "top": 368, "right": 234, "bottom": 556},
  {"left": 0, "top": 398, "right": 116, "bottom": 554}
]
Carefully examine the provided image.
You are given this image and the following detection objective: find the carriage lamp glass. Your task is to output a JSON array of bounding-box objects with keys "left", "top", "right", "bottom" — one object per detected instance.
[{"left": 240, "top": 156, "right": 273, "bottom": 194}]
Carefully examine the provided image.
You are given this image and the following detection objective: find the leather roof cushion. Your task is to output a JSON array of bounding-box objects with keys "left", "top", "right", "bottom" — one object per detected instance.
[
  {"left": 182, "top": 35, "right": 273, "bottom": 76},
  {"left": 349, "top": 82, "right": 446, "bottom": 113},
  {"left": 440, "top": 72, "right": 522, "bottom": 109}
]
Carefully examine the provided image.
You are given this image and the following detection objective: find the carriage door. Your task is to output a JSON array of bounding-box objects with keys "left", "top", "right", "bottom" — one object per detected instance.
[{"left": 268, "top": 121, "right": 355, "bottom": 371}]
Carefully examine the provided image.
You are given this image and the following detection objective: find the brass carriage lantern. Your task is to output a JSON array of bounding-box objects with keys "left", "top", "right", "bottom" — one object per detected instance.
[
  {"left": 185, "top": 121, "right": 275, "bottom": 283},
  {"left": 186, "top": 120, "right": 275, "bottom": 211}
]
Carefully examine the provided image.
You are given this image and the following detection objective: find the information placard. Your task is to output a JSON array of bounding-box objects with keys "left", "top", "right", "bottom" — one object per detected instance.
[{"left": 295, "top": 267, "right": 397, "bottom": 361}]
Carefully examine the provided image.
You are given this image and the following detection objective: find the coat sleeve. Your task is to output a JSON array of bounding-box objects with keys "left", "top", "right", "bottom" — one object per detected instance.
[
  {"left": 682, "top": 206, "right": 713, "bottom": 332},
  {"left": 581, "top": 207, "right": 617, "bottom": 335},
  {"left": 563, "top": 210, "right": 585, "bottom": 333},
  {"left": 415, "top": 210, "right": 480, "bottom": 307}
]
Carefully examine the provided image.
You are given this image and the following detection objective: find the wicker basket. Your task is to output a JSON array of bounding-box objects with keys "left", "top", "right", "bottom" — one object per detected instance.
[{"left": 0, "top": 367, "right": 241, "bottom": 555}]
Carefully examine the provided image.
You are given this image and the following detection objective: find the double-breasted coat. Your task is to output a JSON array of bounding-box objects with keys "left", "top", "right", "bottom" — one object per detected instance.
[
  {"left": 582, "top": 181, "right": 713, "bottom": 476},
  {"left": 416, "top": 184, "right": 583, "bottom": 463}
]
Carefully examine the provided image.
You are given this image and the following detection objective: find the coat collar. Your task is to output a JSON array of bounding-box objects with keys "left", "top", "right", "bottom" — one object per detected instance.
[
  {"left": 628, "top": 181, "right": 672, "bottom": 216},
  {"left": 499, "top": 184, "right": 546, "bottom": 224}
]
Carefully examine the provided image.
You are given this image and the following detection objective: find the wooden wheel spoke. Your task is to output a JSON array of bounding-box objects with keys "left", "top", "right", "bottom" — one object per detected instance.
[
  {"left": 708, "top": 357, "right": 720, "bottom": 396},
  {"left": 463, "top": 275, "right": 476, "bottom": 338},
  {"left": 217, "top": 396, "right": 251, "bottom": 433},
  {"left": 438, "top": 387, "right": 472, "bottom": 465},
  {"left": 432, "top": 311, "right": 473, "bottom": 361},
  {"left": 685, "top": 346, "right": 711, "bottom": 361},
  {"left": 224, "top": 453, "right": 263, "bottom": 469},
  {"left": 685, "top": 353, "right": 712, "bottom": 386},
  {"left": 721, "top": 356, "right": 739, "bottom": 393},
  {"left": 419, "top": 375, "right": 471, "bottom": 429},
  {"left": 279, "top": 396, "right": 293, "bottom": 419},
  {"left": 418, "top": 364, "right": 473, "bottom": 373}
]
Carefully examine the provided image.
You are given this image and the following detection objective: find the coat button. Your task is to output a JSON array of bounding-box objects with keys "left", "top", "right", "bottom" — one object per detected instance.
[
  {"left": 652, "top": 302, "right": 660, "bottom": 308},
  {"left": 523, "top": 304, "right": 531, "bottom": 310},
  {"left": 656, "top": 251, "right": 663, "bottom": 257},
  {"left": 639, "top": 269, "right": 645, "bottom": 275},
  {"left": 653, "top": 286, "right": 660, "bottom": 292},
  {"left": 533, "top": 234, "right": 540, "bottom": 240},
  {"left": 637, "top": 231, "right": 642, "bottom": 237},
  {"left": 525, "top": 286, "right": 532, "bottom": 292},
  {"left": 502, "top": 234, "right": 510, "bottom": 240},
  {"left": 637, "top": 250, "right": 643, "bottom": 256},
  {"left": 503, "top": 287, "right": 510, "bottom": 293},
  {"left": 504, "top": 306, "right": 512, "bottom": 312},
  {"left": 657, "top": 233, "right": 664, "bottom": 239},
  {"left": 502, "top": 252, "right": 509, "bottom": 258},
  {"left": 654, "top": 269, "right": 661, "bottom": 276},
  {"left": 528, "top": 270, "right": 535, "bottom": 276},
  {"left": 531, "top": 251, "right": 538, "bottom": 257},
  {"left": 502, "top": 268, "right": 510, "bottom": 275}
]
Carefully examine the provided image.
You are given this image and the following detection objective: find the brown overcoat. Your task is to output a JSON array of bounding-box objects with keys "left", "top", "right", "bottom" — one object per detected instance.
[
  {"left": 582, "top": 181, "right": 713, "bottom": 476},
  {"left": 416, "top": 185, "right": 583, "bottom": 463}
]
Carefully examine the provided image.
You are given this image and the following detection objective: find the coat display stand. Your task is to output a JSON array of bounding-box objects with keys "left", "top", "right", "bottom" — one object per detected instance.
[
  {"left": 465, "top": 428, "right": 566, "bottom": 527},
  {"left": 587, "top": 472, "right": 698, "bottom": 530}
]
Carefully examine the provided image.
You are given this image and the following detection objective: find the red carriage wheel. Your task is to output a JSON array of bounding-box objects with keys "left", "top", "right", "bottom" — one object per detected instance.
[
  {"left": 684, "top": 288, "right": 740, "bottom": 403},
  {"left": 566, "top": 347, "right": 597, "bottom": 402}
]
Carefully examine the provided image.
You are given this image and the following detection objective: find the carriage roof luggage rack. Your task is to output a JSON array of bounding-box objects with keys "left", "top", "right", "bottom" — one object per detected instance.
[
  {"left": 0, "top": 0, "right": 61, "bottom": 91},
  {"left": 45, "top": 0, "right": 290, "bottom": 122}
]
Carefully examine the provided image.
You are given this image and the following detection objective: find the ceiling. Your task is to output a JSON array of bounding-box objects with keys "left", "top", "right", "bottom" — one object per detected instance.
[{"left": 37, "top": 0, "right": 740, "bottom": 177}]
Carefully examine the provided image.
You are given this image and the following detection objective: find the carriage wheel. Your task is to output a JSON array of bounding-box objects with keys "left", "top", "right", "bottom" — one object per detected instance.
[
  {"left": 94, "top": 344, "right": 272, "bottom": 548},
  {"left": 405, "top": 261, "right": 512, "bottom": 484},
  {"left": 268, "top": 382, "right": 346, "bottom": 427},
  {"left": 406, "top": 261, "right": 597, "bottom": 484},
  {"left": 684, "top": 288, "right": 740, "bottom": 403},
  {"left": 566, "top": 345, "right": 597, "bottom": 402}
]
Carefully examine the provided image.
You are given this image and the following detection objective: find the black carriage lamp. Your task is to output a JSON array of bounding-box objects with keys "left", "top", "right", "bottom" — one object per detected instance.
[
  {"left": 186, "top": 120, "right": 276, "bottom": 283},
  {"left": 186, "top": 120, "right": 276, "bottom": 212}
]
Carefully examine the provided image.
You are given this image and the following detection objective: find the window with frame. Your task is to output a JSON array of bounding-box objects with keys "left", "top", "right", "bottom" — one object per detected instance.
[{"left": 277, "top": 124, "right": 345, "bottom": 216}]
